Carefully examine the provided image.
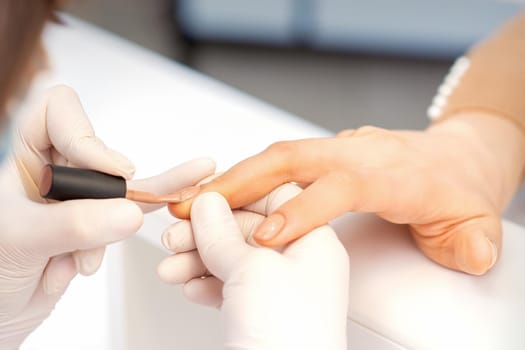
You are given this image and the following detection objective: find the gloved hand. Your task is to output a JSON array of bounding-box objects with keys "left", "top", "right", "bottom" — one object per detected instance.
[
  {"left": 0, "top": 86, "right": 216, "bottom": 349},
  {"left": 169, "top": 112, "right": 525, "bottom": 275},
  {"left": 158, "top": 185, "right": 349, "bottom": 350}
]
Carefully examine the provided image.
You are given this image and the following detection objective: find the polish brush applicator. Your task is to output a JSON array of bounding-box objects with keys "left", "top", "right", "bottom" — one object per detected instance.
[{"left": 39, "top": 164, "right": 199, "bottom": 204}]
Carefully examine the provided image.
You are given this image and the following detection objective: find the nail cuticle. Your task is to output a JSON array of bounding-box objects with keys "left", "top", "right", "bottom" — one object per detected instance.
[{"left": 254, "top": 214, "right": 286, "bottom": 242}]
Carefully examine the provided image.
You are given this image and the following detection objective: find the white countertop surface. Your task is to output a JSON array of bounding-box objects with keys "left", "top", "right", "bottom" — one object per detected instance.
[{"left": 22, "top": 15, "right": 525, "bottom": 350}]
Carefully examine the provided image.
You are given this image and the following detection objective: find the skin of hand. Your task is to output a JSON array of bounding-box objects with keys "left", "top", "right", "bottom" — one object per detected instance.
[
  {"left": 169, "top": 112, "right": 525, "bottom": 276},
  {"left": 158, "top": 186, "right": 349, "bottom": 350},
  {"left": 0, "top": 85, "right": 216, "bottom": 349}
]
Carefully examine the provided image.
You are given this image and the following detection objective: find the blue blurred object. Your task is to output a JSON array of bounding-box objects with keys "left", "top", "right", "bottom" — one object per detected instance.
[{"left": 176, "top": 0, "right": 523, "bottom": 58}]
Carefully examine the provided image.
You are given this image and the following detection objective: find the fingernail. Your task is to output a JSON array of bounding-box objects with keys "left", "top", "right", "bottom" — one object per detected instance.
[
  {"left": 486, "top": 237, "right": 498, "bottom": 270},
  {"left": 161, "top": 186, "right": 200, "bottom": 204},
  {"left": 254, "top": 214, "right": 286, "bottom": 241},
  {"left": 162, "top": 230, "right": 172, "bottom": 250},
  {"left": 174, "top": 185, "right": 201, "bottom": 202}
]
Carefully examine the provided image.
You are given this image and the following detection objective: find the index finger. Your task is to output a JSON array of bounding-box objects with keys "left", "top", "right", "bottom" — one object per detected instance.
[
  {"left": 18, "top": 86, "right": 135, "bottom": 184},
  {"left": 168, "top": 138, "right": 336, "bottom": 219}
]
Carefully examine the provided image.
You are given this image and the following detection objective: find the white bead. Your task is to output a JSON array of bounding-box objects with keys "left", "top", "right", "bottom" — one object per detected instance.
[
  {"left": 427, "top": 105, "right": 442, "bottom": 119},
  {"left": 438, "top": 84, "right": 453, "bottom": 97},
  {"left": 426, "top": 56, "right": 470, "bottom": 121},
  {"left": 432, "top": 95, "right": 447, "bottom": 108}
]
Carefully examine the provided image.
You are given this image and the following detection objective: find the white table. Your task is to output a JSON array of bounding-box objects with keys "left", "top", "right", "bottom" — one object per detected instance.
[{"left": 22, "top": 16, "right": 525, "bottom": 350}]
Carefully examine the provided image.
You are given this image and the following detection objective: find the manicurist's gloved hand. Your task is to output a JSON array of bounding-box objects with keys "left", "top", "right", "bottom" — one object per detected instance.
[
  {"left": 0, "top": 86, "right": 216, "bottom": 349},
  {"left": 158, "top": 185, "right": 349, "bottom": 350},
  {"left": 170, "top": 112, "right": 525, "bottom": 275}
]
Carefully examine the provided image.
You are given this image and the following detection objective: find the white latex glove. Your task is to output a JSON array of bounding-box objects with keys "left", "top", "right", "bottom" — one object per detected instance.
[
  {"left": 0, "top": 85, "right": 216, "bottom": 349},
  {"left": 158, "top": 185, "right": 349, "bottom": 350}
]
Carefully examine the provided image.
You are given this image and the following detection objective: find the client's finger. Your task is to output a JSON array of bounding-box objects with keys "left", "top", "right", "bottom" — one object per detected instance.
[
  {"left": 129, "top": 158, "right": 216, "bottom": 213},
  {"left": 254, "top": 167, "right": 402, "bottom": 247},
  {"left": 168, "top": 138, "right": 335, "bottom": 219},
  {"left": 242, "top": 183, "right": 302, "bottom": 216}
]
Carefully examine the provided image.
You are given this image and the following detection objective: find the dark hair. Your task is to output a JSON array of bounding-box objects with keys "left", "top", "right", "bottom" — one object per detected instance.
[{"left": 0, "top": 0, "right": 59, "bottom": 118}]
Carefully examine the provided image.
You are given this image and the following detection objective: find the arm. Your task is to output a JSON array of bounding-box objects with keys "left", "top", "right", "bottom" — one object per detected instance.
[{"left": 429, "top": 11, "right": 525, "bottom": 132}]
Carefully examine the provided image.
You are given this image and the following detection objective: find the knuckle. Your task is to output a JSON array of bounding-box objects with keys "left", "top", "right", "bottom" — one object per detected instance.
[
  {"left": 264, "top": 141, "right": 299, "bottom": 179},
  {"left": 353, "top": 125, "right": 386, "bottom": 137},
  {"left": 353, "top": 126, "right": 407, "bottom": 153},
  {"left": 168, "top": 202, "right": 191, "bottom": 219},
  {"left": 336, "top": 129, "right": 355, "bottom": 137},
  {"left": 265, "top": 140, "right": 297, "bottom": 157}
]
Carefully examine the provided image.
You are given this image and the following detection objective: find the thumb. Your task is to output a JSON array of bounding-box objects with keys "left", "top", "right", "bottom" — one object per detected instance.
[
  {"left": 414, "top": 215, "right": 501, "bottom": 275},
  {"left": 42, "top": 86, "right": 135, "bottom": 178},
  {"left": 26, "top": 198, "right": 143, "bottom": 256},
  {"left": 191, "top": 192, "right": 253, "bottom": 281}
]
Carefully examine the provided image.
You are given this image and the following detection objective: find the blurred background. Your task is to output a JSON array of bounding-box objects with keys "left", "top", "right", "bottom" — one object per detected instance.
[{"left": 65, "top": 0, "right": 523, "bottom": 132}]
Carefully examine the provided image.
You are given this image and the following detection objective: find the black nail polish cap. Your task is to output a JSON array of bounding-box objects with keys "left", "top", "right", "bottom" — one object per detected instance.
[{"left": 39, "top": 164, "right": 127, "bottom": 201}]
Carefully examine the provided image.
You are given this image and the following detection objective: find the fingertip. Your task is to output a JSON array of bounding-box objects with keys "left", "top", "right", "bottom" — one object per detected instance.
[
  {"left": 254, "top": 231, "right": 302, "bottom": 248},
  {"left": 455, "top": 232, "right": 498, "bottom": 275},
  {"left": 168, "top": 201, "right": 193, "bottom": 219},
  {"left": 73, "top": 247, "right": 105, "bottom": 276},
  {"left": 253, "top": 214, "right": 286, "bottom": 245},
  {"left": 161, "top": 220, "right": 195, "bottom": 253},
  {"left": 114, "top": 199, "right": 144, "bottom": 232},
  {"left": 157, "top": 259, "right": 171, "bottom": 283},
  {"left": 85, "top": 199, "right": 143, "bottom": 246},
  {"left": 106, "top": 149, "right": 136, "bottom": 179},
  {"left": 252, "top": 212, "right": 310, "bottom": 248},
  {"left": 157, "top": 252, "right": 207, "bottom": 284},
  {"left": 253, "top": 236, "right": 285, "bottom": 247}
]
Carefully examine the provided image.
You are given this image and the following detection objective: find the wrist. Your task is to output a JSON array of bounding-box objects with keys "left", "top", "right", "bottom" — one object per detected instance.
[{"left": 427, "top": 111, "right": 525, "bottom": 210}]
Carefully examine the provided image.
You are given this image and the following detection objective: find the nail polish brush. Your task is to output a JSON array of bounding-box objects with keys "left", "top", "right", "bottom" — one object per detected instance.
[{"left": 39, "top": 164, "right": 198, "bottom": 204}]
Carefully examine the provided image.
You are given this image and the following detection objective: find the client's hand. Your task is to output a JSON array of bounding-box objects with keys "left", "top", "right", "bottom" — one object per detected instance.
[
  {"left": 169, "top": 112, "right": 525, "bottom": 275},
  {"left": 158, "top": 185, "right": 349, "bottom": 350}
]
